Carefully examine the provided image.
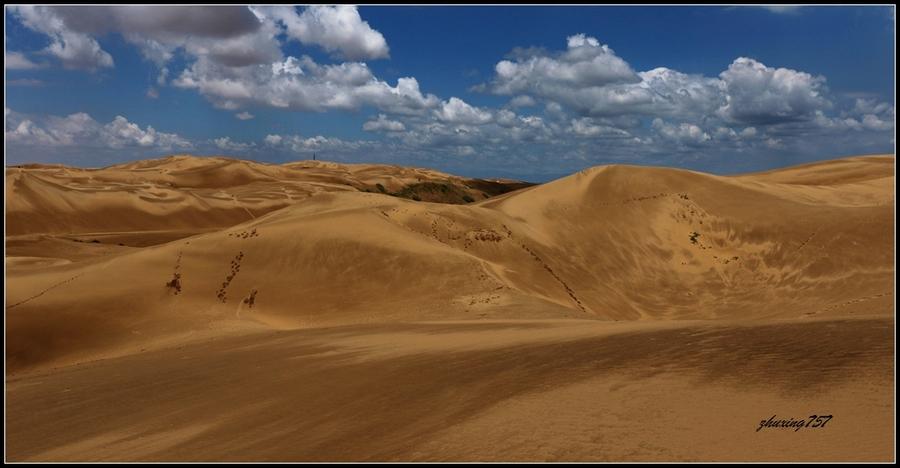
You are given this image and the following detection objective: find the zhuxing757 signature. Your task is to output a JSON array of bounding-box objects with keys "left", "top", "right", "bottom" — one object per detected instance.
[{"left": 757, "top": 415, "right": 833, "bottom": 432}]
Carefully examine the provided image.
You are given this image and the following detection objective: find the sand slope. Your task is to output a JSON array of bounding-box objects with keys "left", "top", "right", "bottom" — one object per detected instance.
[
  {"left": 5, "top": 154, "right": 895, "bottom": 461},
  {"left": 5, "top": 318, "right": 894, "bottom": 461}
]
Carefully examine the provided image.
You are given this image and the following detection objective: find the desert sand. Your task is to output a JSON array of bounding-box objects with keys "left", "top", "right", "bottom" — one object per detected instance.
[{"left": 4, "top": 154, "right": 895, "bottom": 461}]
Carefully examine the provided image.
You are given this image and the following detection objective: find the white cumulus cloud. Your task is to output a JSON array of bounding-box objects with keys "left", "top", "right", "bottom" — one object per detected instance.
[
  {"left": 5, "top": 109, "right": 191, "bottom": 151},
  {"left": 490, "top": 34, "right": 639, "bottom": 96},
  {"left": 213, "top": 136, "right": 256, "bottom": 151},
  {"left": 363, "top": 114, "right": 406, "bottom": 132},
  {"left": 174, "top": 55, "right": 439, "bottom": 115},
  {"left": 652, "top": 118, "right": 711, "bottom": 146},
  {"left": 717, "top": 57, "right": 830, "bottom": 125},
  {"left": 258, "top": 5, "right": 389, "bottom": 61},
  {"left": 435, "top": 97, "right": 493, "bottom": 125}
]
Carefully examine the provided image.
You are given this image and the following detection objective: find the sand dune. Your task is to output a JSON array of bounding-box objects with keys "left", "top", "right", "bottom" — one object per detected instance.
[
  {"left": 5, "top": 154, "right": 895, "bottom": 461},
  {"left": 6, "top": 155, "right": 530, "bottom": 236}
]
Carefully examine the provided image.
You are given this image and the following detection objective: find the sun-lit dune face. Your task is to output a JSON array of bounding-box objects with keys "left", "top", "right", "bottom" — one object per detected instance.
[
  {"left": 477, "top": 156, "right": 895, "bottom": 321},
  {"left": 4, "top": 155, "right": 895, "bottom": 461}
]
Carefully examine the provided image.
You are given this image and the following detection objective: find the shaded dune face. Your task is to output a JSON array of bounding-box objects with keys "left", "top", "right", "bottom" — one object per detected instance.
[{"left": 4, "top": 155, "right": 895, "bottom": 374}]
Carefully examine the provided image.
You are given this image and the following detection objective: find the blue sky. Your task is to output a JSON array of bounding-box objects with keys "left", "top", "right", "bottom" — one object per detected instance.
[{"left": 5, "top": 5, "right": 895, "bottom": 181}]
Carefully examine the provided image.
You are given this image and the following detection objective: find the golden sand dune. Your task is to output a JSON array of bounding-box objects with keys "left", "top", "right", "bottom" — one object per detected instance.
[
  {"left": 6, "top": 154, "right": 530, "bottom": 236},
  {"left": 4, "top": 154, "right": 895, "bottom": 461}
]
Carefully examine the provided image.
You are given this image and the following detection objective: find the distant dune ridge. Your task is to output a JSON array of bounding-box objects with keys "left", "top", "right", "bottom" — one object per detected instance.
[
  {"left": 6, "top": 155, "right": 531, "bottom": 236},
  {"left": 5, "top": 154, "right": 895, "bottom": 461}
]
